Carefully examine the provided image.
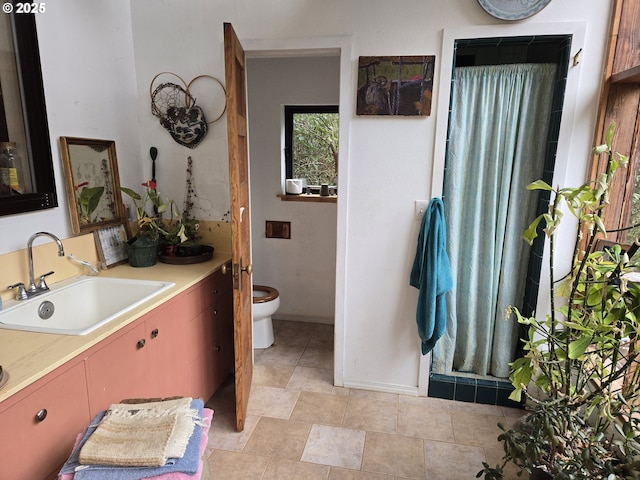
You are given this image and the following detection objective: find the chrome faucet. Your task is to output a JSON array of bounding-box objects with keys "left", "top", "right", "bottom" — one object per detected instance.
[{"left": 8, "top": 232, "right": 65, "bottom": 300}]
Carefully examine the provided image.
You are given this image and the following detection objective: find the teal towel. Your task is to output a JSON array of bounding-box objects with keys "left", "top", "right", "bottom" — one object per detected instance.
[{"left": 410, "top": 198, "right": 453, "bottom": 354}]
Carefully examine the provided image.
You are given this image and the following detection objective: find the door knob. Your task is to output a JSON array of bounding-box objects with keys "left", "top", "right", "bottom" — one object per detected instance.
[{"left": 242, "top": 263, "right": 252, "bottom": 275}]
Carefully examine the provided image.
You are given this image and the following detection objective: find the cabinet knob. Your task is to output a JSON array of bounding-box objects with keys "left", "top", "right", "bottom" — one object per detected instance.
[
  {"left": 137, "top": 339, "right": 146, "bottom": 349},
  {"left": 151, "top": 328, "right": 159, "bottom": 339},
  {"left": 215, "top": 345, "right": 221, "bottom": 352},
  {"left": 35, "top": 408, "right": 48, "bottom": 422},
  {"left": 213, "top": 309, "right": 218, "bottom": 316}
]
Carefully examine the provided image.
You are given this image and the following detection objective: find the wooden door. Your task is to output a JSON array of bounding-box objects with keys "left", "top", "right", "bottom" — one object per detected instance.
[{"left": 224, "top": 22, "right": 253, "bottom": 432}]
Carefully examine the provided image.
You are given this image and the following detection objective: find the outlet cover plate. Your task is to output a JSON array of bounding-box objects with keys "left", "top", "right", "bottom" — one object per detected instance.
[{"left": 266, "top": 220, "right": 291, "bottom": 239}]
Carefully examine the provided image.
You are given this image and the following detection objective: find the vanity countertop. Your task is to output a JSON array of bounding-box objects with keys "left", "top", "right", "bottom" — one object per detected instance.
[{"left": 0, "top": 253, "right": 231, "bottom": 404}]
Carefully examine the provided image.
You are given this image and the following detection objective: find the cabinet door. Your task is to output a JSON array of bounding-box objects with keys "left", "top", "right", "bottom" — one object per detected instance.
[
  {"left": 145, "top": 297, "right": 189, "bottom": 398},
  {"left": 185, "top": 311, "right": 218, "bottom": 400},
  {"left": 0, "top": 361, "right": 90, "bottom": 480},
  {"left": 85, "top": 322, "right": 148, "bottom": 416}
]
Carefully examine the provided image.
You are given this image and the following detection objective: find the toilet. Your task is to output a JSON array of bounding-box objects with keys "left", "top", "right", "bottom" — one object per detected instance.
[{"left": 252, "top": 285, "right": 280, "bottom": 349}]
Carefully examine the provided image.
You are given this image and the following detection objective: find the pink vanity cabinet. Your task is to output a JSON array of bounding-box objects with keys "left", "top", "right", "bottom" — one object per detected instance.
[
  {"left": 0, "top": 266, "right": 233, "bottom": 479},
  {"left": 0, "top": 361, "right": 90, "bottom": 480},
  {"left": 85, "top": 267, "right": 234, "bottom": 415}
]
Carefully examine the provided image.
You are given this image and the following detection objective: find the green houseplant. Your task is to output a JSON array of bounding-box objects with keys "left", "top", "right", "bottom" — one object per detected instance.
[
  {"left": 153, "top": 204, "right": 201, "bottom": 255},
  {"left": 478, "top": 126, "right": 640, "bottom": 479},
  {"left": 121, "top": 180, "right": 202, "bottom": 265},
  {"left": 120, "top": 180, "right": 170, "bottom": 267}
]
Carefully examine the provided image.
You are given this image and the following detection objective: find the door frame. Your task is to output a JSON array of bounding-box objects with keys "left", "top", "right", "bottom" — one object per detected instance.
[
  {"left": 423, "top": 21, "right": 588, "bottom": 394},
  {"left": 241, "top": 34, "right": 353, "bottom": 388}
]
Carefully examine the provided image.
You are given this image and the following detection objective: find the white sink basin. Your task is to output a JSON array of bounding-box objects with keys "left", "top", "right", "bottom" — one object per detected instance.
[{"left": 0, "top": 276, "right": 175, "bottom": 335}]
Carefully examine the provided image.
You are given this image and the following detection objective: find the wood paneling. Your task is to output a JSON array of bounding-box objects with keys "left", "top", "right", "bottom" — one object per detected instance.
[
  {"left": 589, "top": 0, "right": 640, "bottom": 243},
  {"left": 612, "top": 0, "right": 640, "bottom": 75}
]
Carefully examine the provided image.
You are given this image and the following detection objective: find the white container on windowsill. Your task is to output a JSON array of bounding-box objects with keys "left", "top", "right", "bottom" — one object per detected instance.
[{"left": 285, "top": 178, "right": 305, "bottom": 195}]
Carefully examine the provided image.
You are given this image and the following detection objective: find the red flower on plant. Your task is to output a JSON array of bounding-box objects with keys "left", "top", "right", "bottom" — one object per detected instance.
[
  {"left": 142, "top": 180, "right": 157, "bottom": 190},
  {"left": 74, "top": 181, "right": 89, "bottom": 190}
]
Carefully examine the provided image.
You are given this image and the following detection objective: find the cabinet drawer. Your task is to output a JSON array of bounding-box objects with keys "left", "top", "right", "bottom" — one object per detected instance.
[
  {"left": 0, "top": 361, "right": 90, "bottom": 480},
  {"left": 184, "top": 275, "right": 216, "bottom": 318}
]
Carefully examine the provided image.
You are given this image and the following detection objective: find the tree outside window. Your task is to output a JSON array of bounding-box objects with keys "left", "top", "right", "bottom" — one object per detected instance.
[{"left": 285, "top": 105, "right": 339, "bottom": 188}]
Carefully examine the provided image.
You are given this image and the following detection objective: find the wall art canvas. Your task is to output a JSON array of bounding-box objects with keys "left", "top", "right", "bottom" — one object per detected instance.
[{"left": 357, "top": 56, "right": 435, "bottom": 116}]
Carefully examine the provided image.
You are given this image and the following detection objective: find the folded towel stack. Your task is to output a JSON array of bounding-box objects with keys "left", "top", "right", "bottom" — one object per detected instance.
[{"left": 59, "top": 397, "right": 213, "bottom": 480}]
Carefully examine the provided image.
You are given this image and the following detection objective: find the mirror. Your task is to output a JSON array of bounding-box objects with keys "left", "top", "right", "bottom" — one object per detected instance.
[
  {"left": 59, "top": 137, "right": 127, "bottom": 234},
  {"left": 0, "top": 9, "right": 57, "bottom": 216}
]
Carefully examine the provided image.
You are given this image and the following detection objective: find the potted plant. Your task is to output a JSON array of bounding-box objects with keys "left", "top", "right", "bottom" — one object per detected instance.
[
  {"left": 120, "top": 180, "right": 171, "bottom": 267},
  {"left": 121, "top": 180, "right": 205, "bottom": 264},
  {"left": 154, "top": 200, "right": 189, "bottom": 256},
  {"left": 478, "top": 126, "right": 640, "bottom": 479}
]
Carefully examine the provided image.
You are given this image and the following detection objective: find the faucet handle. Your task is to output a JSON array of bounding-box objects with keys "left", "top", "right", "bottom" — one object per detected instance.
[
  {"left": 8, "top": 282, "right": 28, "bottom": 300},
  {"left": 38, "top": 271, "right": 55, "bottom": 290}
]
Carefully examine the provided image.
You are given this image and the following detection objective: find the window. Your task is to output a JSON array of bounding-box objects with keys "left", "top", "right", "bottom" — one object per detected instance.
[{"left": 284, "top": 105, "right": 339, "bottom": 194}]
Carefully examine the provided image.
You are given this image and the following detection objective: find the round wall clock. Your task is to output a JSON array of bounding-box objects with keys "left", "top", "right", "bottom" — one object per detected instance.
[{"left": 477, "top": 0, "right": 552, "bottom": 20}]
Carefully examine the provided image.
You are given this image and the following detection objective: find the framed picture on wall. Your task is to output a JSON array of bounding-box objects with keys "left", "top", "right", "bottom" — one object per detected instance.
[{"left": 356, "top": 55, "right": 435, "bottom": 116}]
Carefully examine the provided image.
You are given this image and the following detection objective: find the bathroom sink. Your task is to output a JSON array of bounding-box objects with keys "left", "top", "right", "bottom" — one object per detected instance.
[{"left": 0, "top": 276, "right": 175, "bottom": 335}]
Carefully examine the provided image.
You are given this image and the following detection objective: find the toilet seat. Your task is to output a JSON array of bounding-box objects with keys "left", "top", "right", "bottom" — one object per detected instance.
[{"left": 253, "top": 285, "right": 279, "bottom": 304}]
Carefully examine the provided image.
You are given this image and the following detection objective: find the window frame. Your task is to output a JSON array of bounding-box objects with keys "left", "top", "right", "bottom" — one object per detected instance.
[{"left": 284, "top": 104, "right": 339, "bottom": 185}]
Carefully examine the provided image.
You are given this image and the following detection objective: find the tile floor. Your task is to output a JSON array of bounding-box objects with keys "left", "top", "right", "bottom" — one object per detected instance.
[{"left": 204, "top": 320, "right": 523, "bottom": 479}]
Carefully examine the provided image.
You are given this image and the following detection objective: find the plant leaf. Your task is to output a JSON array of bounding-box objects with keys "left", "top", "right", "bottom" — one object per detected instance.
[
  {"left": 523, "top": 215, "right": 544, "bottom": 245},
  {"left": 568, "top": 335, "right": 592, "bottom": 359},
  {"left": 120, "top": 187, "right": 141, "bottom": 200},
  {"left": 527, "top": 180, "right": 554, "bottom": 191}
]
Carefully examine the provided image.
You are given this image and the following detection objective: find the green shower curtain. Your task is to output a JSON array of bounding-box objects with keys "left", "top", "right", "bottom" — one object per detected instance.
[{"left": 432, "top": 63, "right": 557, "bottom": 378}]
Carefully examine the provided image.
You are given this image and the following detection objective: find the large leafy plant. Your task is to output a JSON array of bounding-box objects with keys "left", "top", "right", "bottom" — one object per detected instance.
[
  {"left": 121, "top": 180, "right": 169, "bottom": 241},
  {"left": 479, "top": 126, "right": 640, "bottom": 479},
  {"left": 121, "top": 180, "right": 199, "bottom": 246}
]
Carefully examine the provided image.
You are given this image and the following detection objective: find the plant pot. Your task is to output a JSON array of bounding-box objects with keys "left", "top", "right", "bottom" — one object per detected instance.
[{"left": 125, "top": 236, "right": 159, "bottom": 267}]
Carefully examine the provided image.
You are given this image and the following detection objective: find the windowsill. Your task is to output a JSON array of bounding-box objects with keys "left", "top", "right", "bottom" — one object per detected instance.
[{"left": 277, "top": 193, "right": 337, "bottom": 203}]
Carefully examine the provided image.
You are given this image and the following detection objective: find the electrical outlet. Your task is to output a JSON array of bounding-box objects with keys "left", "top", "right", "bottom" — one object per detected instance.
[{"left": 415, "top": 200, "right": 429, "bottom": 220}]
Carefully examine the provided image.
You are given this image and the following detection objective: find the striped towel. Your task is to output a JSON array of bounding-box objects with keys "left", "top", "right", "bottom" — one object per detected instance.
[{"left": 78, "top": 397, "right": 199, "bottom": 467}]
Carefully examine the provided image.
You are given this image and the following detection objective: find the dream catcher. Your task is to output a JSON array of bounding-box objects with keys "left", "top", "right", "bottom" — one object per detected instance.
[{"left": 150, "top": 72, "right": 226, "bottom": 149}]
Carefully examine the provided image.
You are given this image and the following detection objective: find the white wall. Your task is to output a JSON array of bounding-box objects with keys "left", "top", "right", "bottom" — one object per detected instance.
[
  {"left": 0, "top": 0, "right": 613, "bottom": 396},
  {"left": 128, "top": 2, "right": 231, "bottom": 224},
  {"left": 0, "top": 0, "right": 142, "bottom": 254},
  {"left": 246, "top": 56, "right": 339, "bottom": 323}
]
